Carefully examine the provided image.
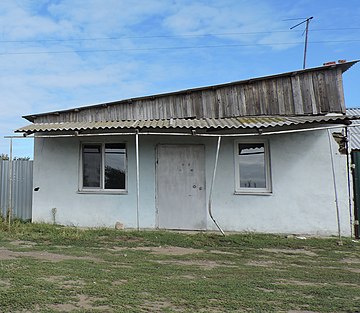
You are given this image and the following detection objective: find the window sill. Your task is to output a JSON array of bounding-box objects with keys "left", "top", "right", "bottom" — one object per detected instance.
[
  {"left": 77, "top": 190, "right": 128, "bottom": 195},
  {"left": 234, "top": 190, "right": 272, "bottom": 196}
]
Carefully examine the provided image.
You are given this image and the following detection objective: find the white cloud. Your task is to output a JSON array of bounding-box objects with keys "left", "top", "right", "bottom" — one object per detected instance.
[
  {"left": 163, "top": 0, "right": 300, "bottom": 48},
  {"left": 47, "top": 0, "right": 169, "bottom": 36}
]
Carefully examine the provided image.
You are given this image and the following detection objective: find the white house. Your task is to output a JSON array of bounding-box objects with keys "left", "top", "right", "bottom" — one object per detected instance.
[{"left": 17, "top": 61, "right": 359, "bottom": 236}]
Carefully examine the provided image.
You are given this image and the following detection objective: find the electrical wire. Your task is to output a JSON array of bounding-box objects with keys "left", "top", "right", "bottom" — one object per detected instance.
[
  {"left": 0, "top": 27, "right": 359, "bottom": 43},
  {"left": 0, "top": 39, "right": 359, "bottom": 56}
]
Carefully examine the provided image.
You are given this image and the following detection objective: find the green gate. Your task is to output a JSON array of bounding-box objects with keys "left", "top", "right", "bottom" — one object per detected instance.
[{"left": 351, "top": 151, "right": 360, "bottom": 238}]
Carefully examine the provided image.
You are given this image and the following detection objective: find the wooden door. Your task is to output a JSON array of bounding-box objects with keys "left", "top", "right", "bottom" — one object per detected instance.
[{"left": 156, "top": 145, "right": 206, "bottom": 230}]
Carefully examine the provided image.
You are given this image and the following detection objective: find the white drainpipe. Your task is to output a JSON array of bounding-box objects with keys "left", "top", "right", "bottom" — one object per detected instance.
[{"left": 208, "top": 136, "right": 225, "bottom": 236}]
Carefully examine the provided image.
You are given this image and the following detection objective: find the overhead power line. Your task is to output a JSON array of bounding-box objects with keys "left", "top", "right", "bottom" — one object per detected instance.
[
  {"left": 0, "top": 27, "right": 359, "bottom": 43},
  {"left": 0, "top": 39, "right": 359, "bottom": 56}
]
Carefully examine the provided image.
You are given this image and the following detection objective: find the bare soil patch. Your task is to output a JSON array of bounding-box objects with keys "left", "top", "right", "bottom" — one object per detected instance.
[
  {"left": 209, "top": 250, "right": 238, "bottom": 255},
  {"left": 43, "top": 276, "right": 86, "bottom": 289},
  {"left": 288, "top": 311, "right": 320, "bottom": 313},
  {"left": 112, "top": 279, "right": 128, "bottom": 286},
  {"left": 140, "top": 300, "right": 174, "bottom": 312},
  {"left": 346, "top": 267, "right": 360, "bottom": 273},
  {"left": 179, "top": 274, "right": 196, "bottom": 279},
  {"left": 0, "top": 247, "right": 100, "bottom": 262},
  {"left": 42, "top": 275, "right": 66, "bottom": 283},
  {"left": 0, "top": 279, "right": 11, "bottom": 288},
  {"left": 108, "top": 246, "right": 127, "bottom": 251},
  {"left": 341, "top": 257, "right": 360, "bottom": 264},
  {"left": 256, "top": 287, "right": 274, "bottom": 293},
  {"left": 110, "top": 245, "right": 203, "bottom": 255},
  {"left": 48, "top": 303, "right": 78, "bottom": 312},
  {"left": 155, "top": 259, "right": 236, "bottom": 270},
  {"left": 246, "top": 260, "right": 278, "bottom": 267},
  {"left": 135, "top": 246, "right": 203, "bottom": 255},
  {"left": 10, "top": 240, "right": 37, "bottom": 247},
  {"left": 262, "top": 248, "right": 317, "bottom": 257},
  {"left": 276, "top": 279, "right": 326, "bottom": 287},
  {"left": 49, "top": 295, "right": 112, "bottom": 312}
]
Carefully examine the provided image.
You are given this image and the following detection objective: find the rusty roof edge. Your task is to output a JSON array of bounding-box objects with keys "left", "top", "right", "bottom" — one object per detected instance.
[{"left": 23, "top": 60, "right": 359, "bottom": 123}]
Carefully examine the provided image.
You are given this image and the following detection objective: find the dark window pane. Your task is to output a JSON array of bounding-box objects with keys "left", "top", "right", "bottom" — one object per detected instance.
[
  {"left": 83, "top": 144, "right": 101, "bottom": 188},
  {"left": 105, "top": 143, "right": 126, "bottom": 189},
  {"left": 239, "top": 143, "right": 266, "bottom": 188}
]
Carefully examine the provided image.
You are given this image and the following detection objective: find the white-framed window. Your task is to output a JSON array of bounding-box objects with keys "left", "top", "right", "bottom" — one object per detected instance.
[
  {"left": 234, "top": 139, "right": 271, "bottom": 194},
  {"left": 80, "top": 143, "right": 127, "bottom": 192}
]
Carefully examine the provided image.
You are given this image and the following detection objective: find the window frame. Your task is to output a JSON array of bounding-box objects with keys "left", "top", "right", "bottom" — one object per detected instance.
[
  {"left": 79, "top": 142, "right": 128, "bottom": 194},
  {"left": 234, "top": 139, "right": 272, "bottom": 195}
]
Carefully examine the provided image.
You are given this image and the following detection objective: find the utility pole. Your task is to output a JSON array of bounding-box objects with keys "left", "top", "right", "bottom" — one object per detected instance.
[
  {"left": 7, "top": 138, "right": 13, "bottom": 229},
  {"left": 290, "top": 16, "right": 314, "bottom": 69}
]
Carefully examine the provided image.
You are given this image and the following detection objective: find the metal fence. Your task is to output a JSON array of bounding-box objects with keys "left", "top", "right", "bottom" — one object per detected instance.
[{"left": 0, "top": 160, "right": 33, "bottom": 220}]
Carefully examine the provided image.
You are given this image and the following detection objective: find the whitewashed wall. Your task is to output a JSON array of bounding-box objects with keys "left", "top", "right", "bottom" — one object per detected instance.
[{"left": 32, "top": 129, "right": 351, "bottom": 236}]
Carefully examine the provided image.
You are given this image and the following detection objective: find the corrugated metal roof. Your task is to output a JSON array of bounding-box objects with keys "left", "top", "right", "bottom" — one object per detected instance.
[
  {"left": 16, "top": 115, "right": 351, "bottom": 134},
  {"left": 346, "top": 108, "right": 360, "bottom": 149}
]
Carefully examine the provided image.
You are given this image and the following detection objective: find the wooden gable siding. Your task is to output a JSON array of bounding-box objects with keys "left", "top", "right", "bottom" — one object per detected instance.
[{"left": 33, "top": 67, "right": 345, "bottom": 123}]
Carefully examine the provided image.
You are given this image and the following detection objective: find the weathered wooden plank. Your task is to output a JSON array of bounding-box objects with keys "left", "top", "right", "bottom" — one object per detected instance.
[
  {"left": 179, "top": 94, "right": 188, "bottom": 118},
  {"left": 202, "top": 90, "right": 217, "bottom": 118},
  {"left": 185, "top": 93, "right": 193, "bottom": 117},
  {"left": 136, "top": 101, "right": 145, "bottom": 120},
  {"left": 117, "top": 102, "right": 126, "bottom": 120},
  {"left": 165, "top": 96, "right": 173, "bottom": 118},
  {"left": 257, "top": 80, "right": 268, "bottom": 115},
  {"left": 235, "top": 85, "right": 246, "bottom": 116},
  {"left": 142, "top": 99, "right": 152, "bottom": 120},
  {"left": 291, "top": 75, "right": 304, "bottom": 115},
  {"left": 226, "top": 86, "right": 239, "bottom": 117},
  {"left": 192, "top": 92, "right": 203, "bottom": 118},
  {"left": 213, "top": 89, "right": 221, "bottom": 118},
  {"left": 150, "top": 98, "right": 159, "bottom": 120},
  {"left": 335, "top": 68, "right": 346, "bottom": 113},
  {"left": 300, "top": 73, "right": 316, "bottom": 114},
  {"left": 173, "top": 95, "right": 182, "bottom": 118},
  {"left": 225, "top": 86, "right": 237, "bottom": 117},
  {"left": 229, "top": 86, "right": 240, "bottom": 116},
  {"left": 162, "top": 98, "right": 168, "bottom": 119},
  {"left": 158, "top": 97, "right": 166, "bottom": 119},
  {"left": 281, "top": 77, "right": 294, "bottom": 115},
  {"left": 325, "top": 70, "right": 342, "bottom": 113},
  {"left": 216, "top": 87, "right": 226, "bottom": 117},
  {"left": 265, "top": 79, "right": 278, "bottom": 115},
  {"left": 129, "top": 102, "right": 135, "bottom": 120},
  {"left": 243, "top": 83, "right": 255, "bottom": 115},
  {"left": 251, "top": 83, "right": 261, "bottom": 115},
  {"left": 312, "top": 71, "right": 328, "bottom": 113},
  {"left": 276, "top": 79, "right": 286, "bottom": 115}
]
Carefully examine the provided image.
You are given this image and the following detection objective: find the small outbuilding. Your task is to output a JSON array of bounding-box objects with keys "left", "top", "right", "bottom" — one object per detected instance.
[{"left": 17, "top": 61, "right": 359, "bottom": 236}]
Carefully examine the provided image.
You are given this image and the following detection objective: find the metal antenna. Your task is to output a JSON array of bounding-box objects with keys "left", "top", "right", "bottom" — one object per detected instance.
[{"left": 290, "top": 16, "right": 313, "bottom": 69}]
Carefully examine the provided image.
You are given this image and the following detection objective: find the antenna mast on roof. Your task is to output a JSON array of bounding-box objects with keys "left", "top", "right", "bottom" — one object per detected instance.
[{"left": 289, "top": 16, "right": 314, "bottom": 69}]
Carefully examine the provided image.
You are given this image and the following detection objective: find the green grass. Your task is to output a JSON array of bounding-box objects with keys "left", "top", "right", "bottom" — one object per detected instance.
[{"left": 0, "top": 220, "right": 359, "bottom": 312}]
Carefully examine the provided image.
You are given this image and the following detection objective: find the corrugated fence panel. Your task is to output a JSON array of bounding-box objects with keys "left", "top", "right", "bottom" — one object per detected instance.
[
  {"left": 0, "top": 160, "right": 33, "bottom": 220},
  {"left": 0, "top": 161, "right": 9, "bottom": 218}
]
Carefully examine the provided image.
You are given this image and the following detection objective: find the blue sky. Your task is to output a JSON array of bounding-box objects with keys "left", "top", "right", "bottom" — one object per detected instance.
[{"left": 0, "top": 0, "right": 359, "bottom": 158}]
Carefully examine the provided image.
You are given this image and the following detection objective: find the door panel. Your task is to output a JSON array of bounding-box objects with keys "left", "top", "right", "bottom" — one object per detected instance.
[{"left": 156, "top": 145, "right": 206, "bottom": 230}]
